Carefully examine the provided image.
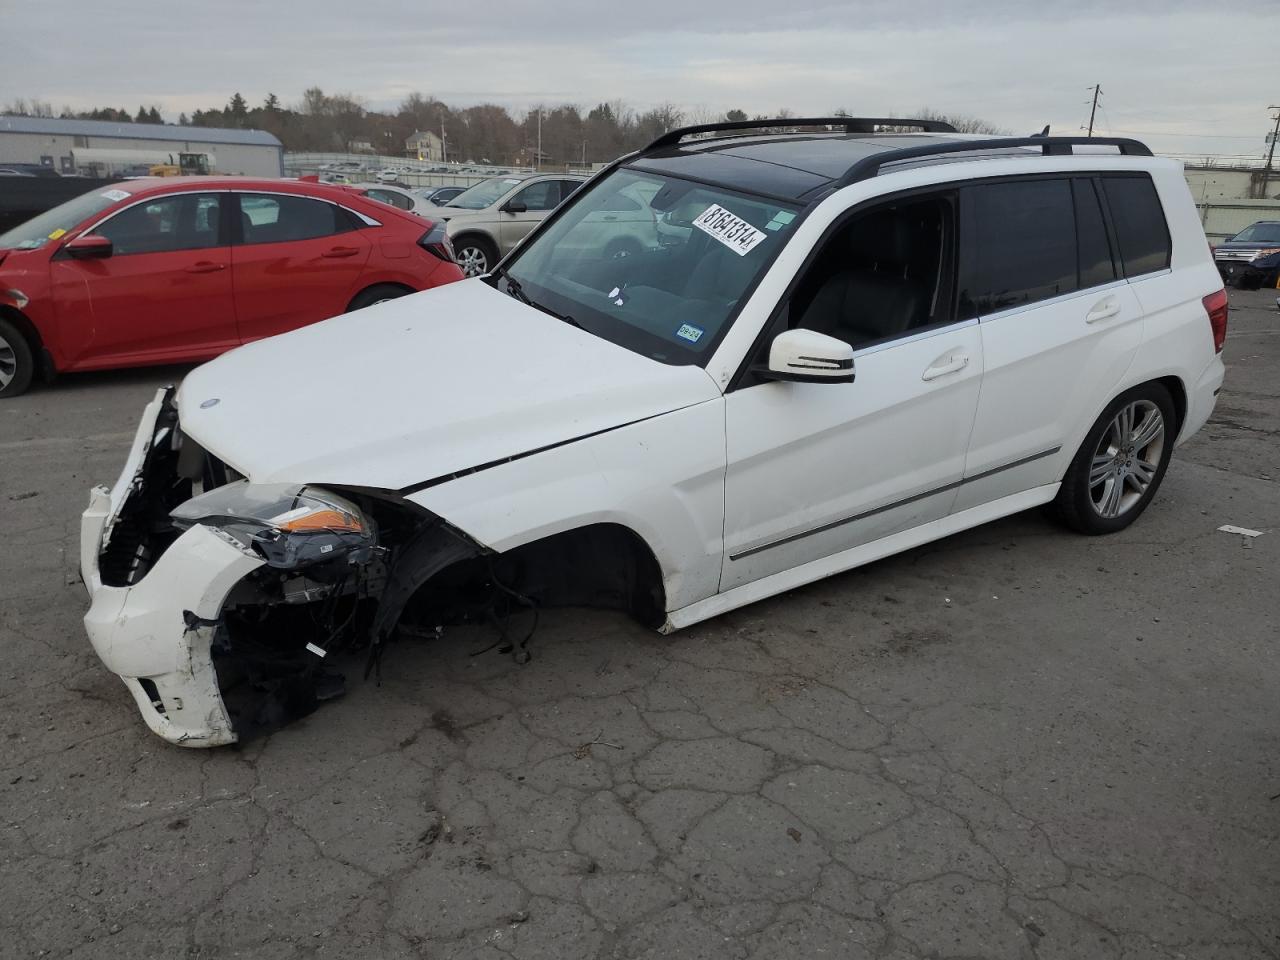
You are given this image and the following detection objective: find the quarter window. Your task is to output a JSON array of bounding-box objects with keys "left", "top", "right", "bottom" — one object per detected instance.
[
  {"left": 92, "top": 193, "right": 223, "bottom": 256},
  {"left": 1101, "top": 176, "right": 1171, "bottom": 277},
  {"left": 236, "top": 194, "right": 353, "bottom": 245},
  {"left": 959, "top": 179, "right": 1077, "bottom": 316}
]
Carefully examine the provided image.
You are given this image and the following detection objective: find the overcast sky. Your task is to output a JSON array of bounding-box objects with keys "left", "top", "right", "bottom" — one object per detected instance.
[{"left": 4, "top": 0, "right": 1276, "bottom": 159}]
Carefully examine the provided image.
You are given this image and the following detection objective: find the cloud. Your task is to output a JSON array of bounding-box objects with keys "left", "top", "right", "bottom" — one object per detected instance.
[{"left": 3, "top": 0, "right": 1274, "bottom": 157}]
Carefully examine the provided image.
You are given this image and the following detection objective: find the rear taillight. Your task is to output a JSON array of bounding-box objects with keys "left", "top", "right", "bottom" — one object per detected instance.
[
  {"left": 1202, "top": 288, "right": 1228, "bottom": 353},
  {"left": 417, "top": 221, "right": 454, "bottom": 263}
]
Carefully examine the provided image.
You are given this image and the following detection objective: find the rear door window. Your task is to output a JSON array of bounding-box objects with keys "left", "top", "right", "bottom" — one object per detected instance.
[
  {"left": 1101, "top": 176, "right": 1171, "bottom": 277},
  {"left": 959, "top": 178, "right": 1077, "bottom": 316},
  {"left": 367, "top": 188, "right": 411, "bottom": 210},
  {"left": 235, "top": 194, "right": 353, "bottom": 245}
]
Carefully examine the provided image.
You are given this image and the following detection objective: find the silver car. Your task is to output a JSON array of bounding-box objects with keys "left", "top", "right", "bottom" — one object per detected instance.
[{"left": 434, "top": 173, "right": 588, "bottom": 276}]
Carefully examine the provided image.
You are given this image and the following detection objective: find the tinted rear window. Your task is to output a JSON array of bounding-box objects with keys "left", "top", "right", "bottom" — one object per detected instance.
[
  {"left": 959, "top": 179, "right": 1077, "bottom": 316},
  {"left": 1101, "top": 176, "right": 1170, "bottom": 277}
]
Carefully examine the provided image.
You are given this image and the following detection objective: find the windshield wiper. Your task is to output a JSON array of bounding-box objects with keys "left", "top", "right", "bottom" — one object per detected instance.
[
  {"left": 493, "top": 266, "right": 582, "bottom": 329},
  {"left": 494, "top": 266, "right": 532, "bottom": 305}
]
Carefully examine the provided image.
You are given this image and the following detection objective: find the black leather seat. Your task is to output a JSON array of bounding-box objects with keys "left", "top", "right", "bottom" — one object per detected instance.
[{"left": 797, "top": 211, "right": 930, "bottom": 346}]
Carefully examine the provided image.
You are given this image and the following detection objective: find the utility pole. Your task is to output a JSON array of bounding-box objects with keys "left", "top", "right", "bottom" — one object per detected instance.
[
  {"left": 440, "top": 118, "right": 447, "bottom": 165},
  {"left": 1262, "top": 105, "right": 1280, "bottom": 197},
  {"left": 1087, "top": 84, "right": 1101, "bottom": 138},
  {"left": 536, "top": 108, "right": 542, "bottom": 171}
]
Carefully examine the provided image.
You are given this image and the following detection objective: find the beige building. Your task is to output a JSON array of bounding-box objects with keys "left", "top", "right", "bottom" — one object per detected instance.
[{"left": 405, "top": 130, "right": 444, "bottom": 162}]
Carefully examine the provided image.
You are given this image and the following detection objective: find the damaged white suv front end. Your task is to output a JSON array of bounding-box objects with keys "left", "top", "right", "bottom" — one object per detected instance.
[{"left": 80, "top": 384, "right": 492, "bottom": 747}]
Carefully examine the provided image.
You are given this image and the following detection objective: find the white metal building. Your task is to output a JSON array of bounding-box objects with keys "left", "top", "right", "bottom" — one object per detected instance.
[{"left": 0, "top": 116, "right": 284, "bottom": 177}]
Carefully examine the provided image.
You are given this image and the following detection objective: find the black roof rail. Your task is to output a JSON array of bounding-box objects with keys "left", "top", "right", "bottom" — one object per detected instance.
[
  {"left": 643, "top": 116, "right": 957, "bottom": 153},
  {"left": 835, "top": 135, "right": 1152, "bottom": 187}
]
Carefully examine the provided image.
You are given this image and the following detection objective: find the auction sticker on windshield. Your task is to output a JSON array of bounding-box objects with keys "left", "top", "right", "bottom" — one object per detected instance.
[
  {"left": 100, "top": 189, "right": 131, "bottom": 203},
  {"left": 693, "top": 204, "right": 767, "bottom": 256}
]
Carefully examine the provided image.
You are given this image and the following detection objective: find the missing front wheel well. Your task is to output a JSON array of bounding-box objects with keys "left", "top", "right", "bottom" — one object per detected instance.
[{"left": 404, "top": 522, "right": 667, "bottom": 631}]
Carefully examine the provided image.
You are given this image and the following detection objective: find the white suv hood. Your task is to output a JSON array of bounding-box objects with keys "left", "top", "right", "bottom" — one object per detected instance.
[{"left": 177, "top": 279, "right": 720, "bottom": 491}]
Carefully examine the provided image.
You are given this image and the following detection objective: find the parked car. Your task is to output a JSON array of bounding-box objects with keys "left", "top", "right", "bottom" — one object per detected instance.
[
  {"left": 1213, "top": 220, "right": 1280, "bottom": 289},
  {"left": 413, "top": 185, "right": 466, "bottom": 207},
  {"left": 433, "top": 173, "right": 587, "bottom": 276},
  {"left": 344, "top": 182, "right": 432, "bottom": 216},
  {"left": 375, "top": 169, "right": 404, "bottom": 183},
  {"left": 79, "top": 119, "right": 1226, "bottom": 747},
  {"left": 0, "top": 177, "right": 462, "bottom": 397}
]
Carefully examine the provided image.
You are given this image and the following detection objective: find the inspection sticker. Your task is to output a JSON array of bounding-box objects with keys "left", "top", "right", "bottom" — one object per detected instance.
[
  {"left": 100, "top": 189, "right": 130, "bottom": 203},
  {"left": 675, "top": 323, "right": 704, "bottom": 343},
  {"left": 692, "top": 204, "right": 766, "bottom": 256}
]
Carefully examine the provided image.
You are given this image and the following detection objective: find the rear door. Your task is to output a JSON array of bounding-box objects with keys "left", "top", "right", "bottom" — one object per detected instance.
[
  {"left": 49, "top": 191, "right": 237, "bottom": 367},
  {"left": 953, "top": 176, "right": 1145, "bottom": 511},
  {"left": 229, "top": 192, "right": 372, "bottom": 343}
]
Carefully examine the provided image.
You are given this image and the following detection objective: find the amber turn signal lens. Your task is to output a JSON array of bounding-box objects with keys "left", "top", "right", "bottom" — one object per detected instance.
[{"left": 277, "top": 509, "right": 363, "bottom": 533}]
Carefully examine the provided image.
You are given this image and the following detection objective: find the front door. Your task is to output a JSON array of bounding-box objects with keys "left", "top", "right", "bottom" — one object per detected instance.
[
  {"left": 229, "top": 192, "right": 372, "bottom": 343},
  {"left": 497, "top": 179, "right": 563, "bottom": 254},
  {"left": 49, "top": 191, "right": 237, "bottom": 368},
  {"left": 721, "top": 191, "right": 984, "bottom": 590}
]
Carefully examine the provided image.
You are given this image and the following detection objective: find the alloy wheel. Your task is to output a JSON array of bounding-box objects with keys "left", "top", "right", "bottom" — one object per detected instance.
[
  {"left": 457, "top": 246, "right": 488, "bottom": 278},
  {"left": 0, "top": 331, "right": 15, "bottom": 390},
  {"left": 1089, "top": 399, "right": 1165, "bottom": 519}
]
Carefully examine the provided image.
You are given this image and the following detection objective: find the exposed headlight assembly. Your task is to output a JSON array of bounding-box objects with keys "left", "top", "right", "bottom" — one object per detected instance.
[
  {"left": 1250, "top": 247, "right": 1280, "bottom": 262},
  {"left": 171, "top": 481, "right": 376, "bottom": 570}
]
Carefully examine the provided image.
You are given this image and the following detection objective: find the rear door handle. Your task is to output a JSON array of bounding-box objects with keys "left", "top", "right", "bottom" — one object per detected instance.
[
  {"left": 322, "top": 246, "right": 361, "bottom": 258},
  {"left": 1085, "top": 297, "right": 1121, "bottom": 324},
  {"left": 921, "top": 353, "right": 970, "bottom": 381},
  {"left": 185, "top": 261, "right": 225, "bottom": 274}
]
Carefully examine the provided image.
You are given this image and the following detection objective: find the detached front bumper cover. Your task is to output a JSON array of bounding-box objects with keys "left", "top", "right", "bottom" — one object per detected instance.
[
  {"left": 81, "top": 387, "right": 266, "bottom": 746},
  {"left": 80, "top": 388, "right": 394, "bottom": 747}
]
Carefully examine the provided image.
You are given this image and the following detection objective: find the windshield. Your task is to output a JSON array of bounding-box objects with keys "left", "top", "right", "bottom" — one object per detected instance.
[
  {"left": 444, "top": 176, "right": 524, "bottom": 210},
  {"left": 501, "top": 168, "right": 801, "bottom": 365},
  {"left": 1230, "top": 222, "right": 1280, "bottom": 244},
  {"left": 0, "top": 187, "right": 128, "bottom": 250}
]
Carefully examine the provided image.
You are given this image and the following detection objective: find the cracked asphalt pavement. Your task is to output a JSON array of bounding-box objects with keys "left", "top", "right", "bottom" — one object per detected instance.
[{"left": 2, "top": 289, "right": 1278, "bottom": 959}]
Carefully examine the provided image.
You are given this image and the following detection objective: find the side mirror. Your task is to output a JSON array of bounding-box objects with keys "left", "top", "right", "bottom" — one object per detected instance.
[
  {"left": 501, "top": 200, "right": 527, "bottom": 214},
  {"left": 756, "top": 328, "right": 855, "bottom": 384},
  {"left": 64, "top": 234, "right": 113, "bottom": 260}
]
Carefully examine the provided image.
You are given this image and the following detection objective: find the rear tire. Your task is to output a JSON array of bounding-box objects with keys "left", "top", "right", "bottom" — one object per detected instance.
[
  {"left": 1051, "top": 382, "right": 1177, "bottom": 535},
  {"left": 347, "top": 284, "right": 412, "bottom": 312},
  {"left": 0, "top": 318, "right": 35, "bottom": 399}
]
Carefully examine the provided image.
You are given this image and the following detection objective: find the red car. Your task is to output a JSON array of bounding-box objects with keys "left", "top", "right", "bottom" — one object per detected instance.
[{"left": 0, "top": 177, "right": 462, "bottom": 397}]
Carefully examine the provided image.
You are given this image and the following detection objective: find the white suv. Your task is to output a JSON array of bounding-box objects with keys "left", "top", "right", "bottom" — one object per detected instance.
[{"left": 80, "top": 118, "right": 1227, "bottom": 746}]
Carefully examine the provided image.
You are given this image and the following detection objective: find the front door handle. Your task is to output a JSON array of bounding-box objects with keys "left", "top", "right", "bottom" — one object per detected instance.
[
  {"left": 185, "top": 261, "right": 226, "bottom": 274},
  {"left": 1085, "top": 297, "right": 1121, "bottom": 324},
  {"left": 322, "top": 246, "right": 361, "bottom": 258},
  {"left": 921, "top": 353, "right": 970, "bottom": 381}
]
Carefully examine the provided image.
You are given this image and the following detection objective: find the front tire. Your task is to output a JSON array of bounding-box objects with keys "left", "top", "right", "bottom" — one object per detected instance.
[
  {"left": 454, "top": 236, "right": 497, "bottom": 278},
  {"left": 0, "top": 318, "right": 35, "bottom": 399},
  {"left": 1051, "top": 382, "right": 1177, "bottom": 535}
]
